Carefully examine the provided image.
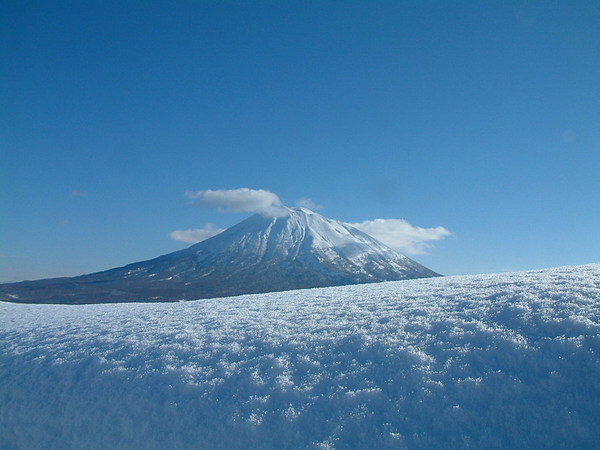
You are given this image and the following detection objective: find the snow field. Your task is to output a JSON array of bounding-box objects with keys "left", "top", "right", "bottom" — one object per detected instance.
[{"left": 1, "top": 264, "right": 600, "bottom": 449}]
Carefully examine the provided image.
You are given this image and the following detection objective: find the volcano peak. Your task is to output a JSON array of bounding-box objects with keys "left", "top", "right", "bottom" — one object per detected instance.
[{"left": 1, "top": 209, "right": 440, "bottom": 304}]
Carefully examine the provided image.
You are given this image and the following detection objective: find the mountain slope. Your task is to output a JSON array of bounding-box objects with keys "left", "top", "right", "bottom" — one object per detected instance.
[{"left": 0, "top": 207, "right": 439, "bottom": 304}]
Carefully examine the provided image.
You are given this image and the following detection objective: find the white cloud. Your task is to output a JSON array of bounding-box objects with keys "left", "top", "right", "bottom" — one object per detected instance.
[
  {"left": 186, "top": 188, "right": 289, "bottom": 217},
  {"left": 295, "top": 197, "right": 324, "bottom": 210},
  {"left": 169, "top": 224, "right": 225, "bottom": 244},
  {"left": 349, "top": 219, "right": 452, "bottom": 255}
]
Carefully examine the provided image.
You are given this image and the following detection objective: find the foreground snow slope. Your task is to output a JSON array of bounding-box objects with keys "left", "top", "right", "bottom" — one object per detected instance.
[{"left": 1, "top": 264, "right": 600, "bottom": 449}]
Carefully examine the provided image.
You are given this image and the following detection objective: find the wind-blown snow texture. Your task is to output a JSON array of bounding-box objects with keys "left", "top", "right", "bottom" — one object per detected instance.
[{"left": 2, "top": 264, "right": 600, "bottom": 449}]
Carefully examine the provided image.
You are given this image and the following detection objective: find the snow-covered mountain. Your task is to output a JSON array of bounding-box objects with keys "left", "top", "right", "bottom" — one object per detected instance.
[{"left": 0, "top": 207, "right": 439, "bottom": 303}]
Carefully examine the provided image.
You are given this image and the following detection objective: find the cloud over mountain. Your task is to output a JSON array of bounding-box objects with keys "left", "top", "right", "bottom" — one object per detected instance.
[
  {"left": 186, "top": 188, "right": 288, "bottom": 217},
  {"left": 169, "top": 224, "right": 225, "bottom": 244},
  {"left": 294, "top": 197, "right": 323, "bottom": 210},
  {"left": 349, "top": 219, "right": 452, "bottom": 254}
]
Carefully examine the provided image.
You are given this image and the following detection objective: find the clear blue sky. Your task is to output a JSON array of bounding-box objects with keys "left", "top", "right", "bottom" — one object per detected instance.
[{"left": 2, "top": 1, "right": 599, "bottom": 282}]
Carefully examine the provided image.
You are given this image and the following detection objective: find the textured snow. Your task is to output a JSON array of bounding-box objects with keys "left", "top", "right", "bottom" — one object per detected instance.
[{"left": 1, "top": 264, "right": 600, "bottom": 449}]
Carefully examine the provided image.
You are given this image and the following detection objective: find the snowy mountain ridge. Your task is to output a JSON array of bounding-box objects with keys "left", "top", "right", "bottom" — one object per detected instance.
[
  {"left": 191, "top": 206, "right": 428, "bottom": 275},
  {"left": 0, "top": 207, "right": 439, "bottom": 304}
]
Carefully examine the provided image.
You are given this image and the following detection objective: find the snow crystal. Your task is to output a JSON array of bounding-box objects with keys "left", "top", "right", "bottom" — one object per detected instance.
[{"left": 1, "top": 264, "right": 600, "bottom": 449}]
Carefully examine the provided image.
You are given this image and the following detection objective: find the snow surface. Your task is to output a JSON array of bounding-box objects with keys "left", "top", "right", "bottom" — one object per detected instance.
[{"left": 1, "top": 264, "right": 600, "bottom": 449}]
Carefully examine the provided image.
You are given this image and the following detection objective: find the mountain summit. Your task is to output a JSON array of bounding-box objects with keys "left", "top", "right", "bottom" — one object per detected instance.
[{"left": 0, "top": 208, "right": 440, "bottom": 304}]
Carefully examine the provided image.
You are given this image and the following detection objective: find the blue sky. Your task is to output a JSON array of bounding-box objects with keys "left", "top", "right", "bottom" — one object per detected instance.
[{"left": 1, "top": 1, "right": 599, "bottom": 282}]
